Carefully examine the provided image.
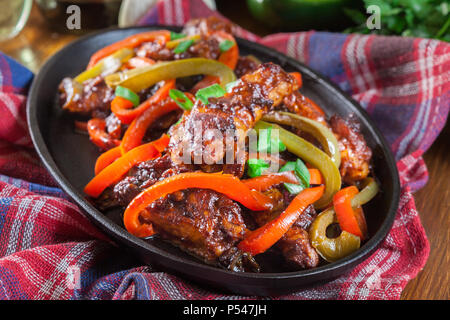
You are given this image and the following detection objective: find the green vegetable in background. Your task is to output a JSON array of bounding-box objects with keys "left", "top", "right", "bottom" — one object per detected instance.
[
  {"left": 344, "top": 0, "right": 449, "bottom": 41},
  {"left": 246, "top": 0, "right": 360, "bottom": 31}
]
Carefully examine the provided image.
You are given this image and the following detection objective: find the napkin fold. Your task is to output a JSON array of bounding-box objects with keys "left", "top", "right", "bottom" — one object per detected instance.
[{"left": 0, "top": 0, "right": 448, "bottom": 300}]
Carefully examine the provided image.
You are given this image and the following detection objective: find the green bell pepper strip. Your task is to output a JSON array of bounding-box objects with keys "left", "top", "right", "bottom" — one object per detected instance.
[
  {"left": 309, "top": 177, "right": 379, "bottom": 262},
  {"left": 309, "top": 208, "right": 361, "bottom": 263},
  {"left": 351, "top": 177, "right": 379, "bottom": 207},
  {"left": 104, "top": 58, "right": 237, "bottom": 93},
  {"left": 74, "top": 48, "right": 134, "bottom": 84},
  {"left": 254, "top": 120, "right": 341, "bottom": 209},
  {"left": 262, "top": 111, "right": 341, "bottom": 168}
]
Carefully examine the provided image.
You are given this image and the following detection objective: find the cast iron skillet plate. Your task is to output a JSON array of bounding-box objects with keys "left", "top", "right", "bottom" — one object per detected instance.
[{"left": 27, "top": 26, "right": 400, "bottom": 296}]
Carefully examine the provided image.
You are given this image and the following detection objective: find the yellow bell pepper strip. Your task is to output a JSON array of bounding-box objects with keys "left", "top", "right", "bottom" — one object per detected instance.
[
  {"left": 309, "top": 177, "right": 378, "bottom": 262},
  {"left": 309, "top": 208, "right": 361, "bottom": 262},
  {"left": 94, "top": 146, "right": 122, "bottom": 175},
  {"left": 123, "top": 172, "right": 275, "bottom": 238},
  {"left": 238, "top": 185, "right": 325, "bottom": 256},
  {"left": 262, "top": 112, "right": 341, "bottom": 168},
  {"left": 86, "top": 118, "right": 121, "bottom": 151},
  {"left": 105, "top": 58, "right": 237, "bottom": 93},
  {"left": 254, "top": 121, "right": 341, "bottom": 209},
  {"left": 75, "top": 48, "right": 134, "bottom": 84},
  {"left": 111, "top": 80, "right": 176, "bottom": 124},
  {"left": 87, "top": 30, "right": 171, "bottom": 69},
  {"left": 84, "top": 140, "right": 162, "bottom": 198}
]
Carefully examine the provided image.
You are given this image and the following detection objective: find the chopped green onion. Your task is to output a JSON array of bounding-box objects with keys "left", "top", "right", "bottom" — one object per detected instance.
[
  {"left": 279, "top": 158, "right": 310, "bottom": 188},
  {"left": 294, "top": 158, "right": 310, "bottom": 188},
  {"left": 219, "top": 40, "right": 235, "bottom": 52},
  {"left": 247, "top": 159, "right": 270, "bottom": 178},
  {"left": 195, "top": 84, "right": 226, "bottom": 104},
  {"left": 279, "top": 161, "right": 296, "bottom": 173},
  {"left": 173, "top": 39, "right": 194, "bottom": 54},
  {"left": 257, "top": 126, "right": 287, "bottom": 154},
  {"left": 170, "top": 31, "right": 186, "bottom": 40},
  {"left": 115, "top": 85, "right": 140, "bottom": 107},
  {"left": 169, "top": 89, "right": 194, "bottom": 111},
  {"left": 283, "top": 183, "right": 305, "bottom": 195}
]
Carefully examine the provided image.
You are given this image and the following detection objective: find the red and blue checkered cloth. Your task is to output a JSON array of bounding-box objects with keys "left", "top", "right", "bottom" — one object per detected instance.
[{"left": 0, "top": 0, "right": 448, "bottom": 300}]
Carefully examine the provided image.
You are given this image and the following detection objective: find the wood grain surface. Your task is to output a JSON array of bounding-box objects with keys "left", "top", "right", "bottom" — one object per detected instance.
[{"left": 0, "top": 2, "right": 447, "bottom": 300}]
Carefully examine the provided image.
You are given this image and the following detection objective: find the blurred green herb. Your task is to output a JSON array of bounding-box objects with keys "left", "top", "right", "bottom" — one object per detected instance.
[{"left": 344, "top": 0, "right": 449, "bottom": 42}]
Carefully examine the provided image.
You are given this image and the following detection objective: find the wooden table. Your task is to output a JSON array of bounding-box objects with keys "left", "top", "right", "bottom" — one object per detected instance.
[{"left": 0, "top": 3, "right": 448, "bottom": 300}]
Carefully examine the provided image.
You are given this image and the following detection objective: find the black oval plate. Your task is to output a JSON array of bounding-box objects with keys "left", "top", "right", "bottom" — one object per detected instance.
[{"left": 27, "top": 26, "right": 400, "bottom": 296}]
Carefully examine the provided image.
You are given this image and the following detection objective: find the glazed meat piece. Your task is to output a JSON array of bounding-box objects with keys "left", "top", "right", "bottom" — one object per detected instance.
[
  {"left": 169, "top": 63, "right": 299, "bottom": 177},
  {"left": 249, "top": 188, "right": 319, "bottom": 269},
  {"left": 278, "top": 92, "right": 372, "bottom": 184},
  {"left": 330, "top": 114, "right": 372, "bottom": 183},
  {"left": 59, "top": 76, "right": 114, "bottom": 117},
  {"left": 234, "top": 56, "right": 260, "bottom": 78},
  {"left": 109, "top": 154, "right": 194, "bottom": 207},
  {"left": 182, "top": 16, "right": 234, "bottom": 36},
  {"left": 280, "top": 91, "right": 327, "bottom": 125},
  {"left": 139, "top": 188, "right": 259, "bottom": 272},
  {"left": 137, "top": 36, "right": 222, "bottom": 62}
]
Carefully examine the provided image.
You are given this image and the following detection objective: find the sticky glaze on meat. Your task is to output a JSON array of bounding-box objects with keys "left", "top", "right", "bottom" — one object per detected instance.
[
  {"left": 140, "top": 188, "right": 259, "bottom": 271},
  {"left": 169, "top": 63, "right": 299, "bottom": 176},
  {"left": 330, "top": 114, "right": 372, "bottom": 183}
]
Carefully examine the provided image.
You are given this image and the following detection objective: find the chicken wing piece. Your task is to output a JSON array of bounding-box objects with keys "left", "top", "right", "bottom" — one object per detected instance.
[
  {"left": 139, "top": 188, "right": 259, "bottom": 272},
  {"left": 169, "top": 63, "right": 299, "bottom": 177},
  {"left": 330, "top": 114, "right": 372, "bottom": 184},
  {"left": 248, "top": 188, "right": 319, "bottom": 269},
  {"left": 279, "top": 91, "right": 372, "bottom": 184}
]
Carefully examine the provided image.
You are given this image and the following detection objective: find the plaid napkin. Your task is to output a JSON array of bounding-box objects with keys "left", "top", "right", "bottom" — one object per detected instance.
[{"left": 0, "top": 0, "right": 448, "bottom": 300}]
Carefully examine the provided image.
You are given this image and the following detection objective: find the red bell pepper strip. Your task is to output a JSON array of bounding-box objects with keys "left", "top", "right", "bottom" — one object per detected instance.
[
  {"left": 333, "top": 186, "right": 365, "bottom": 239},
  {"left": 238, "top": 185, "right": 325, "bottom": 255},
  {"left": 354, "top": 207, "right": 368, "bottom": 240},
  {"left": 289, "top": 72, "right": 302, "bottom": 87},
  {"left": 94, "top": 146, "right": 122, "bottom": 175},
  {"left": 87, "top": 30, "right": 171, "bottom": 69},
  {"left": 308, "top": 168, "right": 324, "bottom": 185},
  {"left": 120, "top": 100, "right": 178, "bottom": 154},
  {"left": 87, "top": 118, "right": 121, "bottom": 150},
  {"left": 111, "top": 79, "right": 176, "bottom": 124},
  {"left": 123, "top": 172, "right": 275, "bottom": 238},
  {"left": 74, "top": 120, "right": 88, "bottom": 132},
  {"left": 84, "top": 142, "right": 160, "bottom": 198},
  {"left": 147, "top": 133, "right": 170, "bottom": 153},
  {"left": 304, "top": 95, "right": 325, "bottom": 117}
]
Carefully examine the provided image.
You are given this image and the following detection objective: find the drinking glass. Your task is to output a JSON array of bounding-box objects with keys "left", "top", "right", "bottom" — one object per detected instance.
[{"left": 0, "top": 0, "right": 33, "bottom": 41}]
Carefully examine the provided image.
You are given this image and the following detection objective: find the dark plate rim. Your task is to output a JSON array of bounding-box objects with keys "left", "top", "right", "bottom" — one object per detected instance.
[{"left": 26, "top": 25, "right": 400, "bottom": 281}]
